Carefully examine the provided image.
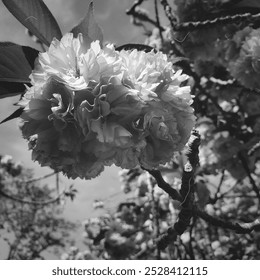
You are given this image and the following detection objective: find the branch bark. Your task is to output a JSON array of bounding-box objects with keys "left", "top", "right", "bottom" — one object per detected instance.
[{"left": 194, "top": 206, "right": 260, "bottom": 234}]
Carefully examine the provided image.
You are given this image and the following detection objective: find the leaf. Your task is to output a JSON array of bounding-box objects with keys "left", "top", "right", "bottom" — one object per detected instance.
[
  {"left": 0, "top": 42, "right": 38, "bottom": 98},
  {"left": 115, "top": 44, "right": 155, "bottom": 53},
  {"left": 0, "top": 82, "right": 28, "bottom": 99},
  {"left": 0, "top": 108, "right": 24, "bottom": 124},
  {"left": 0, "top": 43, "right": 37, "bottom": 99},
  {"left": 2, "top": 0, "right": 62, "bottom": 46},
  {"left": 71, "top": 1, "right": 103, "bottom": 47},
  {"left": 0, "top": 42, "right": 38, "bottom": 83}
]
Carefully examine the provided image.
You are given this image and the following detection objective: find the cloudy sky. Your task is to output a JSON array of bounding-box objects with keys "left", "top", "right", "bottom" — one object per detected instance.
[{"left": 0, "top": 1, "right": 168, "bottom": 257}]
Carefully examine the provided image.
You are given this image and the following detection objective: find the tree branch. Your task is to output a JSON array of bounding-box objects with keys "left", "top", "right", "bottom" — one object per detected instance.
[
  {"left": 20, "top": 172, "right": 56, "bottom": 185},
  {"left": 194, "top": 206, "right": 260, "bottom": 234},
  {"left": 238, "top": 152, "right": 260, "bottom": 205},
  {"left": 126, "top": 0, "right": 145, "bottom": 15},
  {"left": 127, "top": 0, "right": 165, "bottom": 31},
  {"left": 154, "top": 130, "right": 201, "bottom": 250},
  {"left": 173, "top": 13, "right": 260, "bottom": 32},
  {"left": 0, "top": 188, "right": 65, "bottom": 206},
  {"left": 154, "top": 0, "right": 164, "bottom": 42},
  {"left": 160, "top": 0, "right": 177, "bottom": 30},
  {"left": 142, "top": 168, "right": 182, "bottom": 201}
]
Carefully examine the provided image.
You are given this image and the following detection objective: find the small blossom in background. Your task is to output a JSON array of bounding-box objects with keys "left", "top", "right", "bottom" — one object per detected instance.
[
  {"left": 145, "top": 27, "right": 172, "bottom": 54},
  {"left": 19, "top": 33, "right": 195, "bottom": 179},
  {"left": 228, "top": 28, "right": 260, "bottom": 89}
]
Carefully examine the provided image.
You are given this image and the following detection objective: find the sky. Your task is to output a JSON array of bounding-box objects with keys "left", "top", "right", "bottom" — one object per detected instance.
[{"left": 0, "top": 0, "right": 167, "bottom": 258}]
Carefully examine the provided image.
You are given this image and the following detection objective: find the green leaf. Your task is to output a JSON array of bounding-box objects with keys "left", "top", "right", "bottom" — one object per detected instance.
[
  {"left": 0, "top": 108, "right": 24, "bottom": 124},
  {"left": 71, "top": 1, "right": 103, "bottom": 47},
  {"left": 2, "top": 0, "right": 62, "bottom": 46},
  {"left": 0, "top": 42, "right": 38, "bottom": 98}
]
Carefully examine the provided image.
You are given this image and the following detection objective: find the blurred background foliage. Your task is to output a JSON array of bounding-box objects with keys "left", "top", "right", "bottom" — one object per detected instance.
[{"left": 0, "top": 155, "right": 76, "bottom": 259}]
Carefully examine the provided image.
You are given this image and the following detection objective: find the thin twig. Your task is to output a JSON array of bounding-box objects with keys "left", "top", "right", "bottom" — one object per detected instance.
[
  {"left": 20, "top": 172, "right": 56, "bottom": 185},
  {"left": 126, "top": 0, "right": 145, "bottom": 15},
  {"left": 56, "top": 172, "right": 60, "bottom": 204},
  {"left": 154, "top": 0, "right": 164, "bottom": 42},
  {"left": 238, "top": 152, "right": 260, "bottom": 204},
  {"left": 248, "top": 141, "right": 260, "bottom": 156},
  {"left": 223, "top": 195, "right": 259, "bottom": 199},
  {"left": 127, "top": 0, "right": 165, "bottom": 31},
  {"left": 210, "top": 170, "right": 225, "bottom": 204},
  {"left": 217, "top": 179, "right": 241, "bottom": 197},
  {"left": 173, "top": 13, "right": 260, "bottom": 32},
  {"left": 0, "top": 188, "right": 66, "bottom": 206}
]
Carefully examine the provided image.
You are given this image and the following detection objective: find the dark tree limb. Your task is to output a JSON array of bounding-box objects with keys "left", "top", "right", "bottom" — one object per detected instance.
[
  {"left": 194, "top": 206, "right": 260, "bottom": 234},
  {"left": 143, "top": 168, "right": 182, "bottom": 201},
  {"left": 153, "top": 130, "right": 201, "bottom": 250}
]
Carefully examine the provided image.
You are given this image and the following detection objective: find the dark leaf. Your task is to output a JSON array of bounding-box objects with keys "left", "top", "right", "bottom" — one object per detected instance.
[
  {"left": 0, "top": 107, "right": 24, "bottom": 124},
  {"left": 21, "top": 46, "right": 39, "bottom": 69},
  {"left": 0, "top": 82, "right": 28, "bottom": 99},
  {"left": 115, "top": 43, "right": 155, "bottom": 53},
  {"left": 71, "top": 1, "right": 103, "bottom": 47},
  {"left": 0, "top": 42, "right": 38, "bottom": 82},
  {"left": 0, "top": 42, "right": 38, "bottom": 98},
  {"left": 171, "top": 57, "right": 190, "bottom": 64},
  {"left": 2, "top": 0, "right": 62, "bottom": 46}
]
